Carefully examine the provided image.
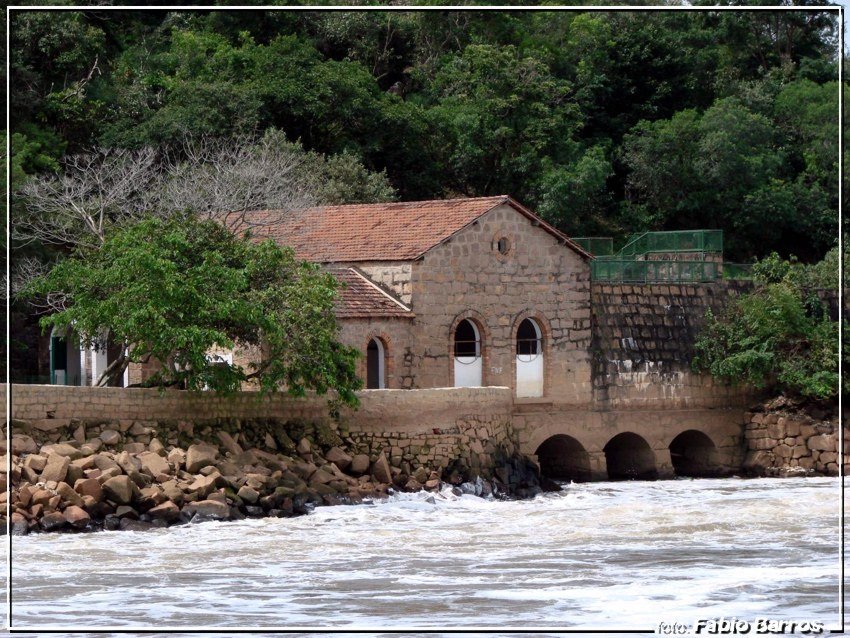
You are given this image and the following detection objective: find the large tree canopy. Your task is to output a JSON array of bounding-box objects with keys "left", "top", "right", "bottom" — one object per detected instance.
[
  {"left": 9, "top": 8, "right": 839, "bottom": 262},
  {"left": 24, "top": 216, "right": 362, "bottom": 407}
]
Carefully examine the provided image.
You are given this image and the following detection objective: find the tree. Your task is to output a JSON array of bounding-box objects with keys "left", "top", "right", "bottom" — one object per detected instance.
[
  {"left": 622, "top": 97, "right": 794, "bottom": 260},
  {"left": 23, "top": 216, "right": 362, "bottom": 408},
  {"left": 426, "top": 43, "right": 580, "bottom": 199},
  {"left": 13, "top": 147, "right": 160, "bottom": 251},
  {"left": 12, "top": 130, "right": 396, "bottom": 297}
]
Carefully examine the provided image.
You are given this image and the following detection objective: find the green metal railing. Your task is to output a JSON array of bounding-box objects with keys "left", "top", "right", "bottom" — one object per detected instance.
[
  {"left": 591, "top": 259, "right": 723, "bottom": 283},
  {"left": 573, "top": 237, "right": 614, "bottom": 256},
  {"left": 617, "top": 229, "right": 723, "bottom": 257}
]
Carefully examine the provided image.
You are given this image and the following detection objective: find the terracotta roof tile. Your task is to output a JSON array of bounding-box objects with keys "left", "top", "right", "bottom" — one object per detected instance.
[
  {"left": 331, "top": 267, "right": 413, "bottom": 319},
  {"left": 235, "top": 196, "right": 591, "bottom": 262}
]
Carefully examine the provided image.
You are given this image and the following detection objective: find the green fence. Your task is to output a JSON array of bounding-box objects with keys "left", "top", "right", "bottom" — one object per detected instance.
[
  {"left": 591, "top": 259, "right": 723, "bottom": 283},
  {"left": 617, "top": 229, "right": 723, "bottom": 257},
  {"left": 573, "top": 237, "right": 614, "bottom": 256}
]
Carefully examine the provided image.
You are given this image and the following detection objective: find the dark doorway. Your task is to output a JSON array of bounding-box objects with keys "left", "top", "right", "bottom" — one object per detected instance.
[{"left": 366, "top": 338, "right": 385, "bottom": 389}]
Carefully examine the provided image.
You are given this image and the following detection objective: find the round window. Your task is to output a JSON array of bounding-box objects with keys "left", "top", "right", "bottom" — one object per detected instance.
[{"left": 496, "top": 236, "right": 510, "bottom": 255}]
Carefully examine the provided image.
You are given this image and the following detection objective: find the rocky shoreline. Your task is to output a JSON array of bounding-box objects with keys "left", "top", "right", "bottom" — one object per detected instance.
[{"left": 8, "top": 416, "right": 543, "bottom": 535}]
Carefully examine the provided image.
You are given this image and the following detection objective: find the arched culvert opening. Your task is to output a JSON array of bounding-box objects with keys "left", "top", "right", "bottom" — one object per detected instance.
[
  {"left": 669, "top": 430, "right": 720, "bottom": 478},
  {"left": 535, "top": 435, "right": 591, "bottom": 483},
  {"left": 603, "top": 432, "right": 658, "bottom": 481}
]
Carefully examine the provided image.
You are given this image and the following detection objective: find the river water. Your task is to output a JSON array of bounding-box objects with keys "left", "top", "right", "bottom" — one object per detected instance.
[{"left": 9, "top": 477, "right": 845, "bottom": 636}]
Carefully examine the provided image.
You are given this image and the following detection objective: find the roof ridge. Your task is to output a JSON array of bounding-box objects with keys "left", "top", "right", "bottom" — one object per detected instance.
[{"left": 239, "top": 195, "right": 591, "bottom": 262}]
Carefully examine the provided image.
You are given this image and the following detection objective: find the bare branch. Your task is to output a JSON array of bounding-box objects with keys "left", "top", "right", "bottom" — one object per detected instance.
[
  {"left": 153, "top": 132, "right": 319, "bottom": 233},
  {"left": 13, "top": 147, "right": 161, "bottom": 249}
]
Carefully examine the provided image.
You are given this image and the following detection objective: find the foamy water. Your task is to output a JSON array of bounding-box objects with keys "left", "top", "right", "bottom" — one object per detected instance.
[{"left": 8, "top": 477, "right": 845, "bottom": 636}]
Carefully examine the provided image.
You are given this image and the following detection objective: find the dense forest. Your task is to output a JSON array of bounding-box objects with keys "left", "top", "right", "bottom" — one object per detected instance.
[{"left": 9, "top": 7, "right": 841, "bottom": 264}]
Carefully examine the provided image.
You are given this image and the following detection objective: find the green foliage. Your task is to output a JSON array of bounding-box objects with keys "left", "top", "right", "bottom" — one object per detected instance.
[
  {"left": 426, "top": 43, "right": 579, "bottom": 199},
  {"left": 9, "top": 9, "right": 840, "bottom": 261},
  {"left": 751, "top": 251, "right": 792, "bottom": 285},
  {"left": 693, "top": 252, "right": 839, "bottom": 402},
  {"left": 311, "top": 150, "right": 398, "bottom": 205},
  {"left": 24, "top": 217, "right": 362, "bottom": 408}
]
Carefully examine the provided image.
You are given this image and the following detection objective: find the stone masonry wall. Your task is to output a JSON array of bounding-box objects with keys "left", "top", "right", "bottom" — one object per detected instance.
[
  {"left": 742, "top": 401, "right": 847, "bottom": 477},
  {"left": 338, "top": 317, "right": 416, "bottom": 390},
  {"left": 591, "top": 281, "right": 754, "bottom": 409},
  {"left": 409, "top": 204, "right": 593, "bottom": 402},
  {"left": 9, "top": 384, "right": 514, "bottom": 475}
]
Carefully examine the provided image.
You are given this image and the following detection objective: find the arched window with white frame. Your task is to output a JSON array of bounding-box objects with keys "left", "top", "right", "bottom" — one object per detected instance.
[
  {"left": 453, "top": 319, "right": 483, "bottom": 387},
  {"left": 516, "top": 318, "right": 544, "bottom": 397}
]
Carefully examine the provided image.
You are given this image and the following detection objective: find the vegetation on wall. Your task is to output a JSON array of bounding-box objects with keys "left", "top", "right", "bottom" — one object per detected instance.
[{"left": 692, "top": 247, "right": 842, "bottom": 403}]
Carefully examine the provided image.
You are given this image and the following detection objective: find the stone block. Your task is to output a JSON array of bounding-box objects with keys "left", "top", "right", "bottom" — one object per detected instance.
[{"left": 808, "top": 434, "right": 837, "bottom": 452}]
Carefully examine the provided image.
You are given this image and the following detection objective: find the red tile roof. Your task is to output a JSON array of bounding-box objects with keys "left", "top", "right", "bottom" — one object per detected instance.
[
  {"left": 237, "top": 196, "right": 591, "bottom": 262},
  {"left": 331, "top": 267, "right": 413, "bottom": 319}
]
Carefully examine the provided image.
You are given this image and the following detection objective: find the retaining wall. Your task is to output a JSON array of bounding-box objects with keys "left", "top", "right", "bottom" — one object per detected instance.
[
  {"left": 742, "top": 407, "right": 847, "bottom": 477},
  {"left": 590, "top": 281, "right": 754, "bottom": 409},
  {"left": 9, "top": 384, "right": 515, "bottom": 476}
]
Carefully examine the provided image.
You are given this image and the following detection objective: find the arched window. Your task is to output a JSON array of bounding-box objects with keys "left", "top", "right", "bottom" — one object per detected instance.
[
  {"left": 516, "top": 318, "right": 542, "bottom": 357},
  {"left": 515, "top": 318, "right": 544, "bottom": 397},
  {"left": 453, "top": 319, "right": 482, "bottom": 387},
  {"left": 366, "top": 338, "right": 386, "bottom": 389},
  {"left": 454, "top": 319, "right": 480, "bottom": 358}
]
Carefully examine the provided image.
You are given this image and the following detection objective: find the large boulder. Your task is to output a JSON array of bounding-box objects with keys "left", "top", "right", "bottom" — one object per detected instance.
[
  {"left": 40, "top": 511, "right": 68, "bottom": 532},
  {"left": 291, "top": 461, "right": 317, "bottom": 481},
  {"left": 138, "top": 452, "right": 171, "bottom": 478},
  {"left": 350, "top": 454, "right": 370, "bottom": 476},
  {"left": 56, "top": 482, "right": 84, "bottom": 508},
  {"left": 184, "top": 499, "right": 230, "bottom": 522},
  {"left": 115, "top": 451, "right": 141, "bottom": 475},
  {"left": 102, "top": 475, "right": 136, "bottom": 505},
  {"left": 160, "top": 480, "right": 184, "bottom": 506},
  {"left": 188, "top": 474, "right": 219, "bottom": 499},
  {"left": 325, "top": 447, "right": 353, "bottom": 471},
  {"left": 74, "top": 478, "right": 103, "bottom": 501},
  {"left": 217, "top": 431, "right": 243, "bottom": 456},
  {"left": 93, "top": 454, "right": 121, "bottom": 473},
  {"left": 63, "top": 505, "right": 91, "bottom": 529},
  {"left": 11, "top": 512, "right": 28, "bottom": 536},
  {"left": 148, "top": 501, "right": 181, "bottom": 522},
  {"left": 237, "top": 485, "right": 259, "bottom": 504},
  {"left": 11, "top": 435, "right": 37, "bottom": 455},
  {"left": 371, "top": 453, "right": 392, "bottom": 485},
  {"left": 49, "top": 443, "right": 83, "bottom": 460},
  {"left": 41, "top": 453, "right": 70, "bottom": 484},
  {"left": 24, "top": 454, "right": 47, "bottom": 472},
  {"left": 186, "top": 444, "right": 219, "bottom": 473},
  {"left": 309, "top": 468, "right": 335, "bottom": 486},
  {"left": 99, "top": 430, "right": 121, "bottom": 446}
]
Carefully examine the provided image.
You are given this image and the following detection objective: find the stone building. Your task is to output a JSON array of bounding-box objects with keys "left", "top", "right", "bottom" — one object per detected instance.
[{"left": 245, "top": 195, "right": 594, "bottom": 401}]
